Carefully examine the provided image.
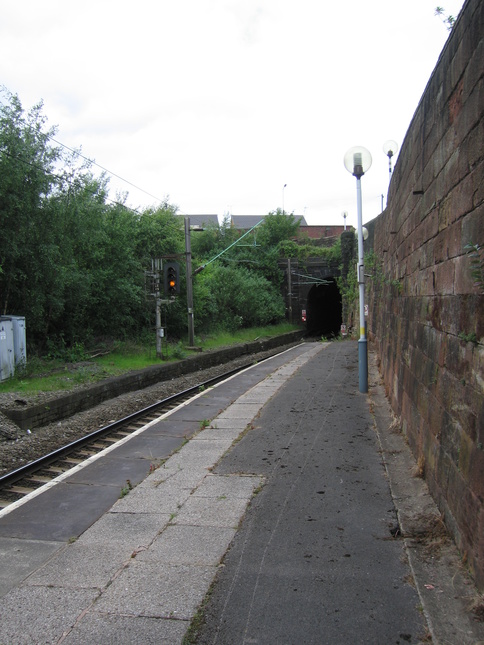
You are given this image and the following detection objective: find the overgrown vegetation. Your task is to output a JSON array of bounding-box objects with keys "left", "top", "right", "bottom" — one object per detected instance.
[
  {"left": 0, "top": 90, "right": 309, "bottom": 357},
  {"left": 0, "top": 323, "right": 299, "bottom": 393}
]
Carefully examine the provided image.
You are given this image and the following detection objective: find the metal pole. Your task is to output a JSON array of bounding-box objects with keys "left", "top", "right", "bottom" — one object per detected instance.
[
  {"left": 287, "top": 257, "right": 292, "bottom": 324},
  {"left": 356, "top": 176, "right": 368, "bottom": 393},
  {"left": 185, "top": 218, "right": 195, "bottom": 347},
  {"left": 155, "top": 298, "right": 162, "bottom": 358}
]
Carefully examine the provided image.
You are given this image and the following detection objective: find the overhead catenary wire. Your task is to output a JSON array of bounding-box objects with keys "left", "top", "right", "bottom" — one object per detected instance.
[
  {"left": 47, "top": 135, "right": 167, "bottom": 206},
  {"left": 0, "top": 94, "right": 169, "bottom": 212},
  {"left": 0, "top": 147, "right": 143, "bottom": 215}
]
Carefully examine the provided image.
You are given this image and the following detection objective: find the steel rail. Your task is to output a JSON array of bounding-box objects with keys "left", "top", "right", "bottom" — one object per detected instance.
[{"left": 0, "top": 361, "right": 255, "bottom": 495}]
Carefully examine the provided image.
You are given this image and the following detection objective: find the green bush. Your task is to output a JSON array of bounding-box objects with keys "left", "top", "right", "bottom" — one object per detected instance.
[{"left": 195, "top": 263, "right": 285, "bottom": 332}]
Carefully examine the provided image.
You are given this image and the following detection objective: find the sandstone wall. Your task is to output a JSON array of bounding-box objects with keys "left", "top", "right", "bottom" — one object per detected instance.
[{"left": 366, "top": 0, "right": 484, "bottom": 587}]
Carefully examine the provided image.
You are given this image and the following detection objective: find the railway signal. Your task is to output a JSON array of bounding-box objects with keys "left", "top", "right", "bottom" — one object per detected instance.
[{"left": 164, "top": 262, "right": 180, "bottom": 296}]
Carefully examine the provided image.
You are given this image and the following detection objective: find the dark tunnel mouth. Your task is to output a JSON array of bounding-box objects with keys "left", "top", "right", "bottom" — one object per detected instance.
[{"left": 305, "top": 278, "right": 342, "bottom": 337}]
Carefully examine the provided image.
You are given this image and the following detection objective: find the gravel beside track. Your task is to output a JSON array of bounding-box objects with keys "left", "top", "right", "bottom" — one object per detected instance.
[{"left": 0, "top": 343, "right": 302, "bottom": 477}]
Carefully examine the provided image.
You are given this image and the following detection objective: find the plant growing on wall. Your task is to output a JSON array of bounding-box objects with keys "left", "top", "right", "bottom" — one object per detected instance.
[
  {"left": 435, "top": 6, "right": 456, "bottom": 30},
  {"left": 465, "top": 243, "right": 484, "bottom": 294}
]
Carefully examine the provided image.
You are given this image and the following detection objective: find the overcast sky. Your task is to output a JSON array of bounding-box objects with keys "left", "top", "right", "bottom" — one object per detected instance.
[{"left": 1, "top": 0, "right": 465, "bottom": 227}]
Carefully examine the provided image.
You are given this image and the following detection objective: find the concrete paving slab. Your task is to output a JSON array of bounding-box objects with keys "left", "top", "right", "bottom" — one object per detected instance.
[
  {"left": 215, "top": 402, "right": 261, "bottom": 419},
  {"left": 137, "top": 524, "right": 236, "bottom": 565},
  {"left": 62, "top": 612, "right": 189, "bottom": 645},
  {"left": 76, "top": 510, "right": 170, "bottom": 547},
  {"left": 203, "top": 417, "right": 249, "bottom": 429},
  {"left": 0, "top": 536, "right": 63, "bottom": 598},
  {"left": 190, "top": 426, "right": 242, "bottom": 442},
  {"left": 0, "top": 585, "right": 99, "bottom": 645},
  {"left": 245, "top": 383, "right": 284, "bottom": 398},
  {"left": 25, "top": 542, "right": 132, "bottom": 589},
  {"left": 173, "top": 494, "right": 251, "bottom": 528},
  {"left": 192, "top": 473, "right": 263, "bottom": 500},
  {"left": 174, "top": 438, "right": 232, "bottom": 463},
  {"left": 93, "top": 560, "right": 215, "bottom": 620},
  {"left": 110, "top": 479, "right": 191, "bottom": 515},
  {"left": 143, "top": 462, "right": 208, "bottom": 489},
  {"left": 235, "top": 389, "right": 278, "bottom": 404}
]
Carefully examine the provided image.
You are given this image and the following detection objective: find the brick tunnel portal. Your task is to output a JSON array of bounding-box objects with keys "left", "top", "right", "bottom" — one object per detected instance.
[{"left": 305, "top": 279, "right": 342, "bottom": 337}]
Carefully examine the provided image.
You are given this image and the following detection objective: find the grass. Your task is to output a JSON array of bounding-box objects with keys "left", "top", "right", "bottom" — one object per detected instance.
[
  {"left": 0, "top": 323, "right": 300, "bottom": 395},
  {"left": 196, "top": 322, "right": 297, "bottom": 350}
]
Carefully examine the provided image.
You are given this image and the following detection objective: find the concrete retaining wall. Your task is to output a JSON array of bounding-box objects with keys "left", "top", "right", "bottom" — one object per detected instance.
[{"left": 366, "top": 0, "right": 484, "bottom": 588}]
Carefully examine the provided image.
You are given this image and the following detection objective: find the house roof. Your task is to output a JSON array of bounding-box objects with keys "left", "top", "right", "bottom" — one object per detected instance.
[
  {"left": 179, "top": 214, "right": 219, "bottom": 229},
  {"left": 231, "top": 215, "right": 308, "bottom": 229}
]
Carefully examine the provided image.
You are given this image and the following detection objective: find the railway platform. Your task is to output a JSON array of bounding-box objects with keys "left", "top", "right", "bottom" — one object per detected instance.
[{"left": 0, "top": 341, "right": 482, "bottom": 644}]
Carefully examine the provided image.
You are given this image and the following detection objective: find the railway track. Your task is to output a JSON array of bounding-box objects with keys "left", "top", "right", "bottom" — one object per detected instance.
[{"left": 0, "top": 360, "right": 258, "bottom": 510}]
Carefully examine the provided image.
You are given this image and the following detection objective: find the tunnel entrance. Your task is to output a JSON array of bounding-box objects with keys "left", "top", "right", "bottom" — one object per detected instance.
[{"left": 306, "top": 279, "right": 342, "bottom": 337}]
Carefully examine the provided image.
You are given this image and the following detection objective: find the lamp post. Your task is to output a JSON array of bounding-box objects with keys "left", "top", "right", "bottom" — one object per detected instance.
[
  {"left": 342, "top": 211, "right": 348, "bottom": 231},
  {"left": 282, "top": 183, "right": 287, "bottom": 215},
  {"left": 344, "top": 146, "right": 372, "bottom": 393},
  {"left": 383, "top": 140, "right": 398, "bottom": 181}
]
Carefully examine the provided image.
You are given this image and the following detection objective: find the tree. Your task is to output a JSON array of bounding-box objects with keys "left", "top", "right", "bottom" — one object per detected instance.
[
  {"left": 1, "top": 90, "right": 157, "bottom": 348},
  {"left": 256, "top": 209, "right": 301, "bottom": 247},
  {"left": 0, "top": 89, "right": 66, "bottom": 342}
]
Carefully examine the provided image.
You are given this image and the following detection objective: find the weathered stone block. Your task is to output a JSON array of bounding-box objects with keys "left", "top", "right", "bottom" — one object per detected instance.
[
  {"left": 469, "top": 448, "right": 484, "bottom": 500},
  {"left": 435, "top": 223, "right": 462, "bottom": 263},
  {"left": 462, "top": 203, "right": 484, "bottom": 249},
  {"left": 434, "top": 260, "right": 456, "bottom": 295},
  {"left": 454, "top": 253, "right": 478, "bottom": 294},
  {"left": 476, "top": 510, "right": 484, "bottom": 589}
]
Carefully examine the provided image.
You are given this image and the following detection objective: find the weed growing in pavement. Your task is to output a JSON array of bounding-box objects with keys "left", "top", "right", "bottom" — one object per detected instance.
[
  {"left": 231, "top": 422, "right": 255, "bottom": 446},
  {"left": 149, "top": 459, "right": 165, "bottom": 473},
  {"left": 199, "top": 419, "right": 210, "bottom": 430},
  {"left": 418, "top": 626, "right": 433, "bottom": 642},
  {"left": 252, "top": 480, "right": 265, "bottom": 496},
  {"left": 182, "top": 577, "right": 218, "bottom": 644},
  {"left": 120, "top": 479, "right": 133, "bottom": 498}
]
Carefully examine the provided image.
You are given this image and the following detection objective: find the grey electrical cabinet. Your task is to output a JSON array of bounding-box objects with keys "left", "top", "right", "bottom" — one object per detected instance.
[
  {"left": 0, "top": 318, "right": 15, "bottom": 381},
  {"left": 9, "top": 316, "right": 26, "bottom": 366},
  {"left": 0, "top": 316, "right": 26, "bottom": 380}
]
